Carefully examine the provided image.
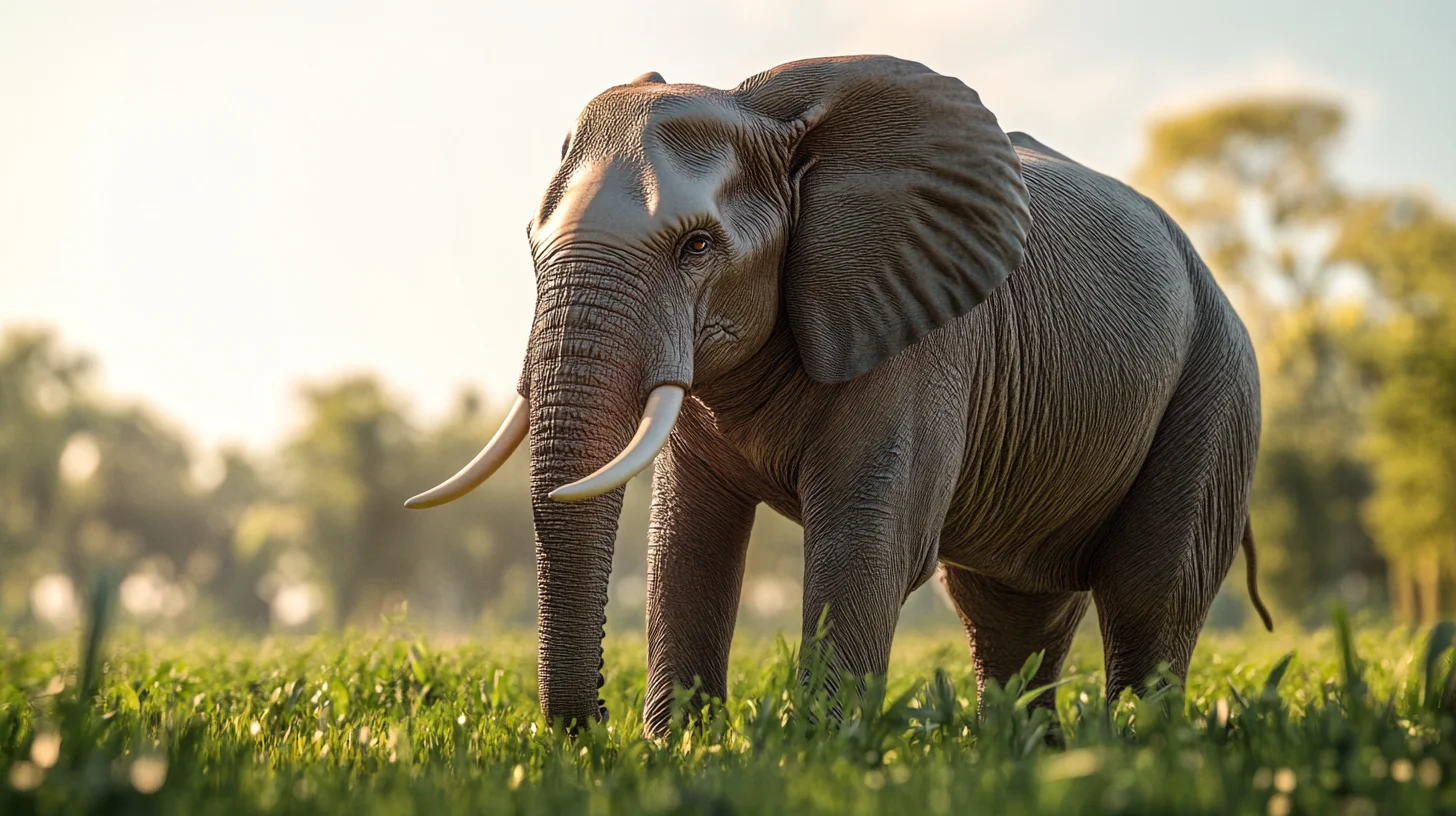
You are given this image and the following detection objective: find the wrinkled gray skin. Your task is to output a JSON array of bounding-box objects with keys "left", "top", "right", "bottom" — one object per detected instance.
[{"left": 516, "top": 56, "right": 1265, "bottom": 732}]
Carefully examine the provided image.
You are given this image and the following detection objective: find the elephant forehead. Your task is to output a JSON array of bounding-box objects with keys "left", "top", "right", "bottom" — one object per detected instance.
[
  {"left": 532, "top": 107, "right": 744, "bottom": 252},
  {"left": 570, "top": 84, "right": 744, "bottom": 158}
]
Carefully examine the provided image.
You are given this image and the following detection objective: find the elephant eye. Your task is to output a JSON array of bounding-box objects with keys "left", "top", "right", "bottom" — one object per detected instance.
[{"left": 682, "top": 234, "right": 712, "bottom": 257}]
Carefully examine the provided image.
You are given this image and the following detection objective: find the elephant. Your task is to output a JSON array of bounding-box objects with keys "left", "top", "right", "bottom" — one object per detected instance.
[{"left": 406, "top": 55, "right": 1272, "bottom": 734}]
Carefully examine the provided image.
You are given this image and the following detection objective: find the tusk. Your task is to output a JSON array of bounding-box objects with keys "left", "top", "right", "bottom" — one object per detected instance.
[
  {"left": 404, "top": 395, "right": 529, "bottom": 509},
  {"left": 548, "top": 384, "right": 685, "bottom": 502}
]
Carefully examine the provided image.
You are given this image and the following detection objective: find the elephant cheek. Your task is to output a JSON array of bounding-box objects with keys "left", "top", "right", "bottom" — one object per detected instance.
[{"left": 694, "top": 275, "right": 779, "bottom": 381}]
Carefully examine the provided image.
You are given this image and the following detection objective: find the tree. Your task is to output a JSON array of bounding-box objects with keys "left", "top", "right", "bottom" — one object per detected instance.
[
  {"left": 284, "top": 376, "right": 417, "bottom": 625},
  {"left": 1138, "top": 99, "right": 1345, "bottom": 309},
  {"left": 1336, "top": 195, "right": 1456, "bottom": 622},
  {"left": 82, "top": 407, "right": 212, "bottom": 571},
  {"left": 406, "top": 389, "right": 536, "bottom": 628},
  {"left": 0, "top": 327, "right": 273, "bottom": 626},
  {"left": 200, "top": 449, "right": 274, "bottom": 627},
  {"left": 0, "top": 328, "right": 95, "bottom": 616}
]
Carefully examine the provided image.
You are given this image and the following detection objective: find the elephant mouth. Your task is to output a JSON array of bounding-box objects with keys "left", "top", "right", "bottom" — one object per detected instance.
[
  {"left": 403, "top": 383, "right": 687, "bottom": 509},
  {"left": 546, "top": 384, "right": 686, "bottom": 501}
]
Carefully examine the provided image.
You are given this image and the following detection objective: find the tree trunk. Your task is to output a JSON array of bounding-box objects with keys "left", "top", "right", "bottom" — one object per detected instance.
[
  {"left": 1390, "top": 558, "right": 1415, "bottom": 625},
  {"left": 1418, "top": 551, "right": 1440, "bottom": 625}
]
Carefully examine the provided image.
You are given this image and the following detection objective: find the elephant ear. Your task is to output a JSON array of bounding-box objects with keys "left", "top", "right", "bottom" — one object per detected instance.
[{"left": 735, "top": 56, "right": 1031, "bottom": 383}]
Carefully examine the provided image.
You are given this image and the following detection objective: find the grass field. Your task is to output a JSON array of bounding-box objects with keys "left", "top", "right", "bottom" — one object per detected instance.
[{"left": 3, "top": 609, "right": 1454, "bottom": 814}]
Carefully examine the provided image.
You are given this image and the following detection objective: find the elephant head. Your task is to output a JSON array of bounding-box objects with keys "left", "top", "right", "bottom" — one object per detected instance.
[{"left": 406, "top": 56, "right": 1031, "bottom": 726}]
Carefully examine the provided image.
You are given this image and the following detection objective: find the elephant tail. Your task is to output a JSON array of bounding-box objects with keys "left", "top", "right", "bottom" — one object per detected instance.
[{"left": 1242, "top": 522, "right": 1275, "bottom": 632}]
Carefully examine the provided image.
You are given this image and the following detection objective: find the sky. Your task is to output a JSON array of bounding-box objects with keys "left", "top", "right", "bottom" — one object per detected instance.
[{"left": 2, "top": 0, "right": 1452, "bottom": 453}]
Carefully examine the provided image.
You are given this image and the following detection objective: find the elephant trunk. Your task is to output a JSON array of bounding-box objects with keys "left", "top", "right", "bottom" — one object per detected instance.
[
  {"left": 526, "top": 262, "right": 692, "bottom": 725},
  {"left": 529, "top": 384, "right": 625, "bottom": 725}
]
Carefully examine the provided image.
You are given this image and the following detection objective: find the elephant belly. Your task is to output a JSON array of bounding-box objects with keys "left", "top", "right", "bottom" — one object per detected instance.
[
  {"left": 938, "top": 423, "right": 1156, "bottom": 595},
  {"left": 935, "top": 288, "right": 1189, "bottom": 593}
]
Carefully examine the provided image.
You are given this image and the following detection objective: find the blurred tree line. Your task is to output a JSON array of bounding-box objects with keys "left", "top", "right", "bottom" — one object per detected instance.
[
  {"left": 3, "top": 94, "right": 1453, "bottom": 632},
  {"left": 0, "top": 329, "right": 814, "bottom": 633}
]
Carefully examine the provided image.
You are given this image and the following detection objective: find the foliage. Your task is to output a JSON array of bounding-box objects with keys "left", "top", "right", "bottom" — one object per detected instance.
[
  {"left": 0, "top": 327, "right": 252, "bottom": 625},
  {"left": 2, "top": 617, "right": 1454, "bottom": 814},
  {"left": 0, "top": 327, "right": 95, "bottom": 576},
  {"left": 1336, "top": 196, "right": 1456, "bottom": 621},
  {"left": 1138, "top": 97, "right": 1345, "bottom": 304},
  {"left": 0, "top": 328, "right": 824, "bottom": 633}
]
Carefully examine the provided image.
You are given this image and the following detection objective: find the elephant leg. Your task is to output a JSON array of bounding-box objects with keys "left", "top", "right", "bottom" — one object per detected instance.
[
  {"left": 800, "top": 535, "right": 922, "bottom": 680},
  {"left": 792, "top": 357, "right": 969, "bottom": 704},
  {"left": 798, "top": 444, "right": 959, "bottom": 698},
  {"left": 643, "top": 417, "right": 758, "bottom": 735},
  {"left": 1092, "top": 544, "right": 1214, "bottom": 700},
  {"left": 940, "top": 565, "right": 1089, "bottom": 713},
  {"left": 798, "top": 520, "right": 931, "bottom": 696},
  {"left": 1089, "top": 357, "right": 1258, "bottom": 700}
]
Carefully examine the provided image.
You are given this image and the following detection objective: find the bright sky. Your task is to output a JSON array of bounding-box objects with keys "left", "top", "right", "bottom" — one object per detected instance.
[{"left": 2, "top": 0, "right": 1452, "bottom": 452}]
